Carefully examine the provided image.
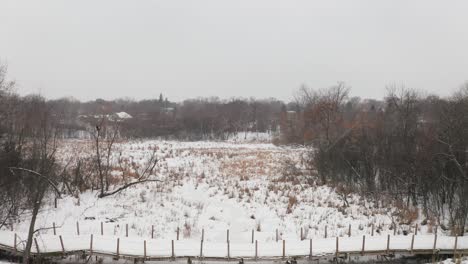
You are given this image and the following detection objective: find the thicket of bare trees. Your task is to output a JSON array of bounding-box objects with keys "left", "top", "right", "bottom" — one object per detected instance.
[
  {"left": 286, "top": 83, "right": 468, "bottom": 235},
  {"left": 0, "top": 65, "right": 162, "bottom": 263},
  {"left": 0, "top": 65, "right": 63, "bottom": 263},
  {"left": 48, "top": 96, "right": 283, "bottom": 140}
]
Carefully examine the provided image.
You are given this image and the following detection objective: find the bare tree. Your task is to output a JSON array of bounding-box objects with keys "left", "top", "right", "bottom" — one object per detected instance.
[{"left": 93, "top": 119, "right": 160, "bottom": 198}]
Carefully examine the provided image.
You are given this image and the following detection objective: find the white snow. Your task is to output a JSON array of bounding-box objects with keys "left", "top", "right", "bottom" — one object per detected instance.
[
  {"left": 114, "top": 112, "right": 132, "bottom": 119},
  {"left": 1, "top": 140, "right": 463, "bottom": 260}
]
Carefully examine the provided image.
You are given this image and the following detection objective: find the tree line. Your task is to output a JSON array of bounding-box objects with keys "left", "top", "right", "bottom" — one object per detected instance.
[
  {"left": 282, "top": 82, "right": 468, "bottom": 235},
  {"left": 49, "top": 95, "right": 285, "bottom": 140}
]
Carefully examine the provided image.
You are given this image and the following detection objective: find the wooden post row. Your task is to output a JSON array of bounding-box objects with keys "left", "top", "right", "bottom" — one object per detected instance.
[
  {"left": 116, "top": 238, "right": 120, "bottom": 258},
  {"left": 336, "top": 237, "right": 339, "bottom": 258},
  {"left": 200, "top": 240, "right": 203, "bottom": 257},
  {"left": 282, "top": 240, "right": 286, "bottom": 259},
  {"left": 361, "top": 235, "right": 366, "bottom": 256},
  {"left": 255, "top": 240, "right": 258, "bottom": 260},
  {"left": 34, "top": 238, "right": 40, "bottom": 253},
  {"left": 90, "top": 234, "right": 93, "bottom": 255},
  {"left": 59, "top": 235, "right": 65, "bottom": 255},
  {"left": 410, "top": 234, "right": 415, "bottom": 253},
  {"left": 386, "top": 234, "right": 390, "bottom": 254},
  {"left": 171, "top": 240, "right": 175, "bottom": 259},
  {"left": 309, "top": 239, "right": 312, "bottom": 259},
  {"left": 454, "top": 235, "right": 458, "bottom": 258}
]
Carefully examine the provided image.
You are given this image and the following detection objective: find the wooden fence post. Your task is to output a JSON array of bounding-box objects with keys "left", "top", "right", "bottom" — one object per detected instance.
[
  {"left": 144, "top": 240, "right": 147, "bottom": 260},
  {"left": 361, "top": 235, "right": 365, "bottom": 256},
  {"left": 453, "top": 235, "right": 458, "bottom": 259},
  {"left": 282, "top": 240, "right": 285, "bottom": 259},
  {"left": 336, "top": 237, "right": 339, "bottom": 258},
  {"left": 276, "top": 229, "right": 279, "bottom": 242},
  {"left": 410, "top": 234, "right": 415, "bottom": 254},
  {"left": 348, "top": 224, "right": 351, "bottom": 237},
  {"left": 151, "top": 225, "right": 154, "bottom": 239},
  {"left": 300, "top": 227, "right": 303, "bottom": 241},
  {"left": 415, "top": 224, "right": 418, "bottom": 235},
  {"left": 386, "top": 234, "right": 390, "bottom": 254},
  {"left": 325, "top": 225, "right": 328, "bottom": 238},
  {"left": 371, "top": 223, "right": 374, "bottom": 236},
  {"left": 116, "top": 238, "right": 120, "bottom": 259},
  {"left": 53, "top": 222, "right": 56, "bottom": 235},
  {"left": 59, "top": 235, "right": 65, "bottom": 255},
  {"left": 227, "top": 229, "right": 229, "bottom": 243},
  {"left": 251, "top": 229, "right": 254, "bottom": 244},
  {"left": 126, "top": 224, "right": 128, "bottom": 237},
  {"left": 227, "top": 240, "right": 230, "bottom": 259},
  {"left": 202, "top": 229, "right": 204, "bottom": 241},
  {"left": 14, "top": 233, "right": 17, "bottom": 253},
  {"left": 90, "top": 234, "right": 93, "bottom": 255},
  {"left": 101, "top": 222, "right": 103, "bottom": 236},
  {"left": 434, "top": 225, "right": 438, "bottom": 235},
  {"left": 177, "top": 227, "right": 180, "bottom": 241},
  {"left": 200, "top": 240, "right": 203, "bottom": 257},
  {"left": 171, "top": 240, "right": 175, "bottom": 259},
  {"left": 309, "top": 239, "right": 312, "bottom": 259},
  {"left": 393, "top": 223, "right": 397, "bottom": 236},
  {"left": 54, "top": 197, "right": 57, "bottom": 208},
  {"left": 34, "top": 238, "right": 40, "bottom": 253},
  {"left": 432, "top": 234, "right": 438, "bottom": 263},
  {"left": 76, "top": 221, "right": 80, "bottom": 236},
  {"left": 255, "top": 240, "right": 258, "bottom": 260}
]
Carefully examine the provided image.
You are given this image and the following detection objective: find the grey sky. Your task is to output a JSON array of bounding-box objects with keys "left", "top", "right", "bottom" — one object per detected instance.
[{"left": 1, "top": 0, "right": 467, "bottom": 102}]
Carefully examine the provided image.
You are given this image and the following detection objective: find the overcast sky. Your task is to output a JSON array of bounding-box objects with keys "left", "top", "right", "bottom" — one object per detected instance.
[{"left": 1, "top": 0, "right": 467, "bottom": 102}]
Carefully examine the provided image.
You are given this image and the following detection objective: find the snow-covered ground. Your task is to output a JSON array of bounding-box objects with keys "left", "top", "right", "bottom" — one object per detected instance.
[
  {"left": 0, "top": 140, "right": 455, "bottom": 256},
  {"left": 5, "top": 140, "right": 406, "bottom": 240}
]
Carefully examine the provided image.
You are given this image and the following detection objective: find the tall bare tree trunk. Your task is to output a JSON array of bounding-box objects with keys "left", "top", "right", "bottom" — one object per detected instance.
[{"left": 23, "top": 187, "right": 44, "bottom": 264}]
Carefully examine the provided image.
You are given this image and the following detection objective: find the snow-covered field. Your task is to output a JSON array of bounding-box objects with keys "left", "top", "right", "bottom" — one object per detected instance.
[
  {"left": 1, "top": 139, "right": 467, "bottom": 262},
  {"left": 1, "top": 139, "right": 456, "bottom": 256}
]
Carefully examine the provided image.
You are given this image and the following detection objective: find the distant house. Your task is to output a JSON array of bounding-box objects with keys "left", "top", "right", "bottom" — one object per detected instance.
[{"left": 110, "top": 112, "right": 133, "bottom": 121}]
